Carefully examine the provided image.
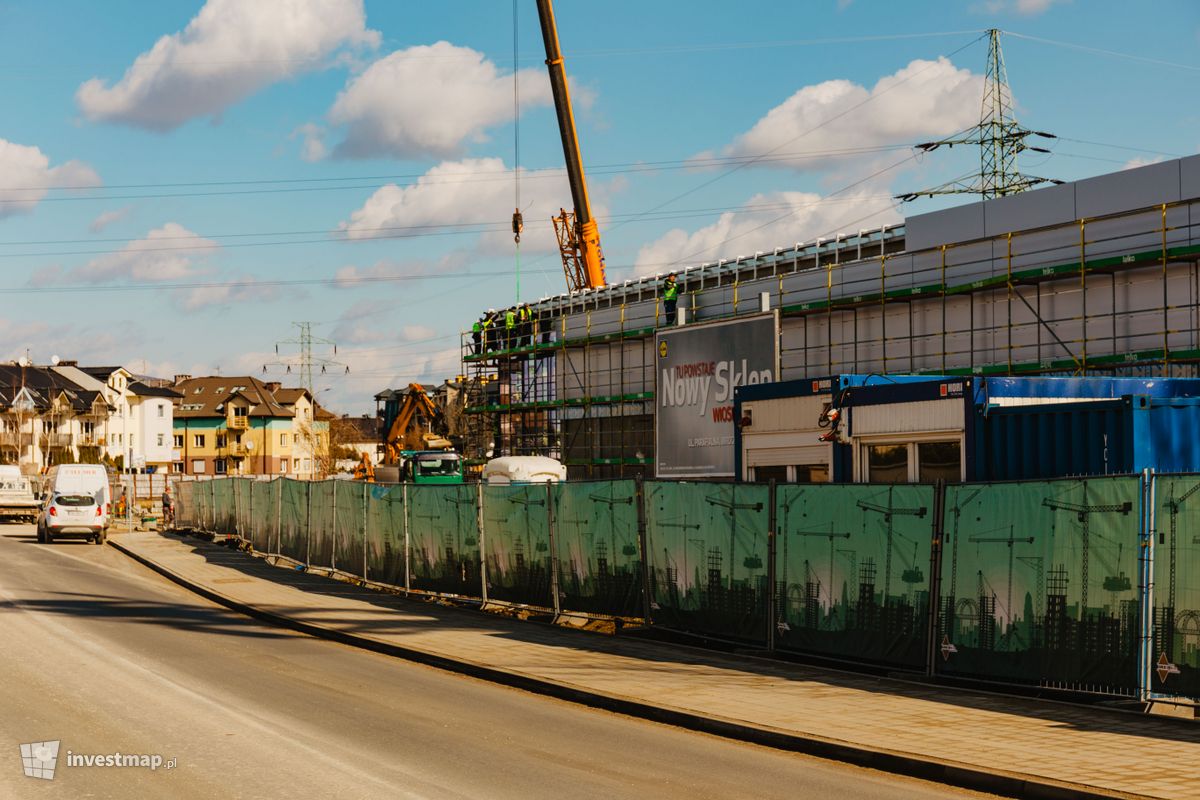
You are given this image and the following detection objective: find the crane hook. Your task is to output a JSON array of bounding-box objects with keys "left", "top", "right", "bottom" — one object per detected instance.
[{"left": 512, "top": 208, "right": 524, "bottom": 244}]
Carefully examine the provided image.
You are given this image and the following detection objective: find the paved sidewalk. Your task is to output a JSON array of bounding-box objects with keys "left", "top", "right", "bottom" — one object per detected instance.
[{"left": 111, "top": 531, "right": 1200, "bottom": 800}]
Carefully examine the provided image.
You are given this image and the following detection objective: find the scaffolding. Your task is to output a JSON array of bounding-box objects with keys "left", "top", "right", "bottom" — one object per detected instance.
[{"left": 462, "top": 188, "right": 1200, "bottom": 477}]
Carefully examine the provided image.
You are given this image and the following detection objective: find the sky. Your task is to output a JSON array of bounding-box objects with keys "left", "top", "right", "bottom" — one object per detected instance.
[{"left": 1, "top": 0, "right": 1197, "bottom": 415}]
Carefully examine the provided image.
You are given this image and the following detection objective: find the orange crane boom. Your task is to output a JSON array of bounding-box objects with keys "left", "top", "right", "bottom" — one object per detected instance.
[
  {"left": 536, "top": 0, "right": 607, "bottom": 292},
  {"left": 383, "top": 383, "right": 445, "bottom": 463}
]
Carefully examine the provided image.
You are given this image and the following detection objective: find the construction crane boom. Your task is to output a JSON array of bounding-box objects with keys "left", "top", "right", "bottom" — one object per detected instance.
[{"left": 535, "top": 0, "right": 607, "bottom": 292}]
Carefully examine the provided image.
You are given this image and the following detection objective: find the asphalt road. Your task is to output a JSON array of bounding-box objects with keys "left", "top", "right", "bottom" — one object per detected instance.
[{"left": 0, "top": 523, "right": 995, "bottom": 800}]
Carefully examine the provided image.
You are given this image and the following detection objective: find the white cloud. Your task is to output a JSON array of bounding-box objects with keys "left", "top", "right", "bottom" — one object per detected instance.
[
  {"left": 73, "top": 223, "right": 218, "bottom": 284},
  {"left": 332, "top": 250, "right": 471, "bottom": 289},
  {"left": 89, "top": 206, "right": 132, "bottom": 233},
  {"left": 326, "top": 41, "right": 552, "bottom": 159},
  {"left": 723, "top": 58, "right": 983, "bottom": 171},
  {"left": 338, "top": 157, "right": 580, "bottom": 255},
  {"left": 631, "top": 190, "right": 900, "bottom": 277},
  {"left": 76, "top": 0, "right": 379, "bottom": 131},
  {"left": 175, "top": 276, "right": 285, "bottom": 312},
  {"left": 1122, "top": 156, "right": 1164, "bottom": 171},
  {"left": 0, "top": 139, "right": 100, "bottom": 219},
  {"left": 291, "top": 122, "right": 328, "bottom": 162}
]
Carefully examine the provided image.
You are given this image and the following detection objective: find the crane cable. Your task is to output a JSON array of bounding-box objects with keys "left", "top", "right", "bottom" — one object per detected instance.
[{"left": 511, "top": 0, "right": 524, "bottom": 305}]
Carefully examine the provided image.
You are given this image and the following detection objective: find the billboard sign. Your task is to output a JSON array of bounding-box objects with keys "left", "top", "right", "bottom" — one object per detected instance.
[{"left": 655, "top": 313, "right": 779, "bottom": 477}]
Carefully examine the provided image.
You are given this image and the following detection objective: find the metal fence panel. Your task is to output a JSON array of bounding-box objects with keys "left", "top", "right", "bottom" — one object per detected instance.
[
  {"left": 279, "top": 479, "right": 309, "bottom": 563},
  {"left": 333, "top": 481, "right": 367, "bottom": 579},
  {"left": 366, "top": 483, "right": 406, "bottom": 586},
  {"left": 939, "top": 476, "right": 1141, "bottom": 694},
  {"left": 1153, "top": 473, "right": 1200, "bottom": 700},
  {"left": 307, "top": 480, "right": 335, "bottom": 569},
  {"left": 482, "top": 484, "right": 553, "bottom": 607},
  {"left": 775, "top": 483, "right": 935, "bottom": 669},
  {"left": 408, "top": 484, "right": 481, "bottom": 597},
  {"left": 553, "top": 480, "right": 642, "bottom": 617},
  {"left": 644, "top": 481, "right": 769, "bottom": 643},
  {"left": 249, "top": 479, "right": 275, "bottom": 552}
]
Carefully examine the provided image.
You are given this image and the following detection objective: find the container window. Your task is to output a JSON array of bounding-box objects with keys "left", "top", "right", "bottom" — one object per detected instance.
[
  {"left": 751, "top": 465, "right": 788, "bottom": 483},
  {"left": 867, "top": 444, "right": 908, "bottom": 483},
  {"left": 917, "top": 441, "right": 961, "bottom": 483}
]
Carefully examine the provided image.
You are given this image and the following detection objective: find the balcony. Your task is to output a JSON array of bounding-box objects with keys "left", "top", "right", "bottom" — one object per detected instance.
[
  {"left": 230, "top": 444, "right": 250, "bottom": 458},
  {"left": 228, "top": 416, "right": 249, "bottom": 430},
  {"left": 0, "top": 431, "right": 33, "bottom": 448},
  {"left": 41, "top": 433, "right": 73, "bottom": 448}
]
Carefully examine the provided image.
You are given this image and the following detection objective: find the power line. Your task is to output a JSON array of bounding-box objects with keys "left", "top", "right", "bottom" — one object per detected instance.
[{"left": 1002, "top": 30, "right": 1200, "bottom": 73}]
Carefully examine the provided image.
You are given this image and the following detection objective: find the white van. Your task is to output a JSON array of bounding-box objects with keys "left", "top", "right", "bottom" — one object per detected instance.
[
  {"left": 37, "top": 464, "right": 112, "bottom": 545},
  {"left": 481, "top": 456, "right": 567, "bottom": 485},
  {"left": 0, "top": 465, "right": 38, "bottom": 522}
]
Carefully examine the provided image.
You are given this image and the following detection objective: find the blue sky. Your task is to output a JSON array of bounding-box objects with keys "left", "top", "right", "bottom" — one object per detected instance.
[{"left": 0, "top": 0, "right": 1196, "bottom": 414}]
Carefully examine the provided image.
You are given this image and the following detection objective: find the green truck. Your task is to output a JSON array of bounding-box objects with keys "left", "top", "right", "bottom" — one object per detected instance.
[{"left": 400, "top": 450, "right": 464, "bottom": 484}]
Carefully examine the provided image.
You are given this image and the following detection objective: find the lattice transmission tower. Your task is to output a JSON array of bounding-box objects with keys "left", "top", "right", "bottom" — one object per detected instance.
[
  {"left": 897, "top": 29, "right": 1061, "bottom": 202},
  {"left": 263, "top": 322, "right": 347, "bottom": 395}
]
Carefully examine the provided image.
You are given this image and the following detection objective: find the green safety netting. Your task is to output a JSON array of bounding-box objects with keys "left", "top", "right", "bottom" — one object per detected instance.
[
  {"left": 249, "top": 479, "right": 276, "bottom": 552},
  {"left": 173, "top": 481, "right": 196, "bottom": 528},
  {"left": 230, "top": 478, "right": 252, "bottom": 537},
  {"left": 332, "top": 481, "right": 368, "bottom": 579},
  {"left": 195, "top": 480, "right": 213, "bottom": 531},
  {"left": 407, "top": 484, "right": 482, "bottom": 596},
  {"left": 1153, "top": 474, "right": 1200, "bottom": 701},
  {"left": 278, "top": 479, "right": 309, "bottom": 563},
  {"left": 306, "top": 481, "right": 335, "bottom": 569},
  {"left": 212, "top": 479, "right": 234, "bottom": 533},
  {"left": 365, "top": 483, "right": 406, "bottom": 586},
  {"left": 940, "top": 476, "right": 1141, "bottom": 694},
  {"left": 554, "top": 480, "right": 643, "bottom": 617},
  {"left": 775, "top": 483, "right": 935, "bottom": 669},
  {"left": 644, "top": 481, "right": 769, "bottom": 642},
  {"left": 482, "top": 483, "right": 553, "bottom": 607}
]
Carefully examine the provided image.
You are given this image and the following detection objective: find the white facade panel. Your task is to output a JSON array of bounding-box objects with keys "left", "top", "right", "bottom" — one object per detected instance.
[{"left": 851, "top": 399, "right": 963, "bottom": 437}]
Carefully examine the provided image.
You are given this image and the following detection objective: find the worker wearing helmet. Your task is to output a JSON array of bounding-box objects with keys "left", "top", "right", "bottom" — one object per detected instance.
[
  {"left": 663, "top": 273, "right": 679, "bottom": 324},
  {"left": 481, "top": 309, "right": 496, "bottom": 353},
  {"left": 518, "top": 303, "right": 533, "bottom": 348},
  {"left": 471, "top": 317, "right": 483, "bottom": 355},
  {"left": 504, "top": 307, "right": 517, "bottom": 350}
]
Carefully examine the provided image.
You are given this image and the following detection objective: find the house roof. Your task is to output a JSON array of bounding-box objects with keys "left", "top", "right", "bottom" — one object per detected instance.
[
  {"left": 128, "top": 381, "right": 183, "bottom": 399},
  {"left": 173, "top": 376, "right": 292, "bottom": 419},
  {"left": 337, "top": 415, "right": 377, "bottom": 441},
  {"left": 0, "top": 364, "right": 94, "bottom": 413}
]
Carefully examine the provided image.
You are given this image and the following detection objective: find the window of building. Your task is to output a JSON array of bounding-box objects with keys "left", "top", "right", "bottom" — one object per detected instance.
[
  {"left": 216, "top": 434, "right": 226, "bottom": 449},
  {"left": 129, "top": 435, "right": 134, "bottom": 449},
  {"left": 193, "top": 434, "right": 205, "bottom": 448},
  {"left": 867, "top": 444, "right": 909, "bottom": 483},
  {"left": 280, "top": 459, "right": 288, "bottom": 473},
  {"left": 293, "top": 434, "right": 299, "bottom": 444},
  {"left": 173, "top": 434, "right": 183, "bottom": 448},
  {"left": 750, "top": 465, "right": 788, "bottom": 483},
  {"left": 157, "top": 404, "right": 165, "bottom": 418},
  {"left": 233, "top": 406, "right": 248, "bottom": 418},
  {"left": 172, "top": 462, "right": 184, "bottom": 473},
  {"left": 214, "top": 459, "right": 227, "bottom": 474},
  {"left": 917, "top": 441, "right": 962, "bottom": 483},
  {"left": 280, "top": 433, "right": 287, "bottom": 447},
  {"left": 82, "top": 421, "right": 95, "bottom": 435},
  {"left": 192, "top": 459, "right": 206, "bottom": 473},
  {"left": 302, "top": 458, "right": 311, "bottom": 472},
  {"left": 862, "top": 438, "right": 963, "bottom": 483},
  {"left": 234, "top": 434, "right": 242, "bottom": 445},
  {"left": 157, "top": 434, "right": 164, "bottom": 447},
  {"left": 794, "top": 464, "right": 830, "bottom": 483}
]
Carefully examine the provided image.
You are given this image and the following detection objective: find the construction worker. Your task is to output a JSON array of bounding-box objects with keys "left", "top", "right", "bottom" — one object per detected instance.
[
  {"left": 663, "top": 272, "right": 679, "bottom": 323},
  {"left": 518, "top": 303, "right": 533, "bottom": 348},
  {"left": 504, "top": 306, "right": 517, "bottom": 350},
  {"left": 471, "top": 316, "right": 483, "bottom": 355},
  {"left": 481, "top": 309, "right": 496, "bottom": 353}
]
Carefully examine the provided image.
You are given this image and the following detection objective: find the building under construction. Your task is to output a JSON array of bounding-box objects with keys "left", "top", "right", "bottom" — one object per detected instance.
[{"left": 461, "top": 154, "right": 1200, "bottom": 478}]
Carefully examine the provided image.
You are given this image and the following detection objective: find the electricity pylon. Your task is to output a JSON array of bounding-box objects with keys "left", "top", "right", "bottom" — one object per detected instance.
[{"left": 897, "top": 29, "right": 1061, "bottom": 202}]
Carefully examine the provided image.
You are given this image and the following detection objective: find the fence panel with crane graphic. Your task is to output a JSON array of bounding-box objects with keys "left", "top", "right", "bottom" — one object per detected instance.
[
  {"left": 1152, "top": 473, "right": 1200, "bottom": 700},
  {"left": 407, "top": 483, "right": 481, "bottom": 596},
  {"left": 643, "top": 482, "right": 770, "bottom": 642},
  {"left": 939, "top": 477, "right": 1140, "bottom": 694},
  {"left": 552, "top": 480, "right": 641, "bottom": 617},
  {"left": 775, "top": 483, "right": 935, "bottom": 669},
  {"left": 365, "top": 483, "right": 406, "bottom": 587},
  {"left": 482, "top": 484, "right": 554, "bottom": 608}
]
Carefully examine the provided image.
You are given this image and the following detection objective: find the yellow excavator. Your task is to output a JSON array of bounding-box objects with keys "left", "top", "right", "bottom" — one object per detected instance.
[
  {"left": 381, "top": 383, "right": 452, "bottom": 464},
  {"left": 536, "top": 0, "right": 607, "bottom": 293}
]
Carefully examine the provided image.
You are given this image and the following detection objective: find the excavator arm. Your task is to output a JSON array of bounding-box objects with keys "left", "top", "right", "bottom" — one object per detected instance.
[
  {"left": 383, "top": 383, "right": 444, "bottom": 463},
  {"left": 536, "top": 0, "right": 606, "bottom": 292}
]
